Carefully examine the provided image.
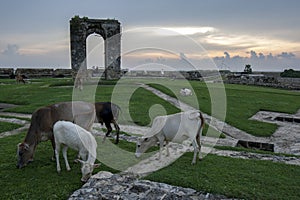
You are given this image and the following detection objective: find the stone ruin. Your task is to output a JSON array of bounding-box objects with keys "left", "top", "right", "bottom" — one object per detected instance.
[{"left": 70, "top": 16, "right": 121, "bottom": 80}]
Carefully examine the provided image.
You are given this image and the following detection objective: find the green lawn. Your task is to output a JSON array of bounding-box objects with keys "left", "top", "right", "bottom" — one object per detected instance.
[
  {"left": 1, "top": 78, "right": 300, "bottom": 199},
  {"left": 145, "top": 153, "right": 300, "bottom": 200},
  {"left": 0, "top": 133, "right": 116, "bottom": 200},
  {"left": 149, "top": 81, "right": 300, "bottom": 137},
  {"left": 0, "top": 121, "right": 22, "bottom": 133}
]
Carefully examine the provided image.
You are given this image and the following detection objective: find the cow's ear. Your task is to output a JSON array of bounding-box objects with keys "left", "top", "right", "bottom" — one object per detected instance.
[{"left": 93, "top": 163, "right": 101, "bottom": 169}]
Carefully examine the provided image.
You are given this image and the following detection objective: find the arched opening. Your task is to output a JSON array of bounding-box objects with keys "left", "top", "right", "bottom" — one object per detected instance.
[{"left": 86, "top": 33, "right": 105, "bottom": 73}]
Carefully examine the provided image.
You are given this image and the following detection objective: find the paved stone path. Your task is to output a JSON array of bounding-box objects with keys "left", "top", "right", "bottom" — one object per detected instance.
[{"left": 250, "top": 110, "right": 300, "bottom": 155}]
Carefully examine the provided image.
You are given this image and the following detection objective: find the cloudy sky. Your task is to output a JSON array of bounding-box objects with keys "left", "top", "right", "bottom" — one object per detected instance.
[{"left": 0, "top": 0, "right": 299, "bottom": 71}]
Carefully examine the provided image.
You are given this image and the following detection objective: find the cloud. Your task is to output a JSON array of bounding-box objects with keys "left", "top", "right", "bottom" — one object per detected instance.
[
  {"left": 277, "top": 52, "right": 295, "bottom": 58},
  {"left": 1, "top": 44, "right": 20, "bottom": 55},
  {"left": 213, "top": 50, "right": 299, "bottom": 71}
]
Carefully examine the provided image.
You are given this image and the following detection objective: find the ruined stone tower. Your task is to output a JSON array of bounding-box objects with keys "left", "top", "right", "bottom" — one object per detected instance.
[{"left": 70, "top": 16, "right": 121, "bottom": 80}]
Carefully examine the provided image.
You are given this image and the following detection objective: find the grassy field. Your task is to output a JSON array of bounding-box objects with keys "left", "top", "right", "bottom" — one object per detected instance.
[
  {"left": 149, "top": 81, "right": 300, "bottom": 137},
  {"left": 145, "top": 153, "right": 300, "bottom": 200},
  {"left": 1, "top": 78, "right": 300, "bottom": 199},
  {"left": 0, "top": 121, "right": 22, "bottom": 133},
  {"left": 2, "top": 132, "right": 300, "bottom": 200}
]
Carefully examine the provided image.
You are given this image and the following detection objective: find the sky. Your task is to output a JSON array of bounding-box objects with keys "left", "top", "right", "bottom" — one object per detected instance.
[{"left": 0, "top": 0, "right": 300, "bottom": 71}]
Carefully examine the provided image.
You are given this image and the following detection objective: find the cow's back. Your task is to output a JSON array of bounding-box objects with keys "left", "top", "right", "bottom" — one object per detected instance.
[{"left": 50, "top": 101, "right": 96, "bottom": 131}]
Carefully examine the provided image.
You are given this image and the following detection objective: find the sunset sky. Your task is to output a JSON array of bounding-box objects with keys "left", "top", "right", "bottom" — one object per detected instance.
[{"left": 0, "top": 0, "right": 299, "bottom": 71}]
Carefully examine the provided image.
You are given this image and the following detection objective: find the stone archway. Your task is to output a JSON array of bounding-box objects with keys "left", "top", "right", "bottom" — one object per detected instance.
[{"left": 70, "top": 16, "right": 121, "bottom": 80}]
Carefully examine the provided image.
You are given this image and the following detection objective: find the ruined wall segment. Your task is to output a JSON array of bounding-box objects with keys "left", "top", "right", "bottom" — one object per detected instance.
[{"left": 70, "top": 16, "right": 121, "bottom": 79}]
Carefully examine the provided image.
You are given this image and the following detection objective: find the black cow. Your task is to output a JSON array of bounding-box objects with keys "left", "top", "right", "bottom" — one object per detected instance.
[{"left": 95, "top": 102, "right": 120, "bottom": 144}]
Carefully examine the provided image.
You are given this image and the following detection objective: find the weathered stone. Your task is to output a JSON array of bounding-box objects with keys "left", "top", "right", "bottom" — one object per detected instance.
[
  {"left": 70, "top": 16, "right": 121, "bottom": 80},
  {"left": 68, "top": 171, "right": 231, "bottom": 199}
]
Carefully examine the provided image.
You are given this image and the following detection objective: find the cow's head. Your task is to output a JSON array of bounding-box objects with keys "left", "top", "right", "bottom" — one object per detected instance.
[
  {"left": 135, "top": 136, "right": 158, "bottom": 158},
  {"left": 77, "top": 159, "right": 100, "bottom": 182},
  {"left": 16, "top": 143, "right": 34, "bottom": 169}
]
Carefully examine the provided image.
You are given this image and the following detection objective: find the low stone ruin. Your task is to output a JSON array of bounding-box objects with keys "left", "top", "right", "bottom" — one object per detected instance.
[{"left": 69, "top": 171, "right": 230, "bottom": 200}]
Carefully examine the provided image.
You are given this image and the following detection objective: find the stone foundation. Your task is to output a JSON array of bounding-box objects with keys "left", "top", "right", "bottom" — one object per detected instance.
[{"left": 69, "top": 171, "right": 230, "bottom": 200}]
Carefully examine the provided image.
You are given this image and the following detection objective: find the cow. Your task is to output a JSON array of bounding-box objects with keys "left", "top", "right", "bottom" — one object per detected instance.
[
  {"left": 95, "top": 102, "right": 120, "bottom": 144},
  {"left": 135, "top": 110, "right": 205, "bottom": 164},
  {"left": 16, "top": 73, "right": 25, "bottom": 84},
  {"left": 53, "top": 121, "right": 100, "bottom": 182},
  {"left": 16, "top": 101, "right": 96, "bottom": 169},
  {"left": 180, "top": 88, "right": 192, "bottom": 96}
]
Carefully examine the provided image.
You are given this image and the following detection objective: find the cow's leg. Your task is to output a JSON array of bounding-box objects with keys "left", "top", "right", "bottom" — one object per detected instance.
[
  {"left": 158, "top": 137, "right": 165, "bottom": 160},
  {"left": 55, "top": 144, "right": 61, "bottom": 173},
  {"left": 191, "top": 140, "right": 199, "bottom": 165},
  {"left": 103, "top": 121, "right": 112, "bottom": 143},
  {"left": 62, "top": 146, "right": 71, "bottom": 171},
  {"left": 112, "top": 120, "right": 120, "bottom": 144},
  {"left": 51, "top": 136, "right": 56, "bottom": 161},
  {"left": 165, "top": 141, "right": 170, "bottom": 156},
  {"left": 196, "top": 134, "right": 202, "bottom": 160},
  {"left": 29, "top": 144, "right": 37, "bottom": 163}
]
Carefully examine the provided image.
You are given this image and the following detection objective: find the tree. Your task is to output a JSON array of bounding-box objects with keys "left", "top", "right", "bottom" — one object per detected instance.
[{"left": 244, "top": 64, "right": 252, "bottom": 74}]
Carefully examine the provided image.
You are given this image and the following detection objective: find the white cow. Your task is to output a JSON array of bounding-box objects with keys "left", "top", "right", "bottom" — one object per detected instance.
[
  {"left": 180, "top": 88, "right": 192, "bottom": 96},
  {"left": 135, "top": 110, "right": 205, "bottom": 164},
  {"left": 53, "top": 121, "right": 100, "bottom": 182}
]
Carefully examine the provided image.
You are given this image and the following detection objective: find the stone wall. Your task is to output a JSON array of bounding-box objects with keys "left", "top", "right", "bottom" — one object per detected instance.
[
  {"left": 0, "top": 68, "right": 14, "bottom": 78},
  {"left": 225, "top": 74, "right": 300, "bottom": 90},
  {"left": 0, "top": 68, "right": 73, "bottom": 78},
  {"left": 124, "top": 70, "right": 203, "bottom": 80},
  {"left": 69, "top": 171, "right": 229, "bottom": 200}
]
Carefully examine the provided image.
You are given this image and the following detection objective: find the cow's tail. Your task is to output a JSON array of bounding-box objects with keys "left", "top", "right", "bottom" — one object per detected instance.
[{"left": 196, "top": 112, "right": 205, "bottom": 147}]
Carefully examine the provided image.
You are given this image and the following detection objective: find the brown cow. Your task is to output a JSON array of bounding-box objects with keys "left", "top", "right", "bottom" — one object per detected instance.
[
  {"left": 16, "top": 101, "right": 96, "bottom": 168},
  {"left": 16, "top": 73, "right": 25, "bottom": 84},
  {"left": 95, "top": 102, "right": 120, "bottom": 144}
]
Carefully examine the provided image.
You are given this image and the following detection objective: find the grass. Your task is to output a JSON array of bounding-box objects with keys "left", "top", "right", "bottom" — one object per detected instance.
[
  {"left": 0, "top": 133, "right": 118, "bottom": 200},
  {"left": 0, "top": 115, "right": 30, "bottom": 121},
  {"left": 214, "top": 145, "right": 300, "bottom": 158},
  {"left": 148, "top": 81, "right": 300, "bottom": 137},
  {"left": 145, "top": 153, "right": 300, "bottom": 200},
  {"left": 0, "top": 121, "right": 23, "bottom": 133},
  {"left": 0, "top": 133, "right": 157, "bottom": 199},
  {"left": 1, "top": 77, "right": 300, "bottom": 199}
]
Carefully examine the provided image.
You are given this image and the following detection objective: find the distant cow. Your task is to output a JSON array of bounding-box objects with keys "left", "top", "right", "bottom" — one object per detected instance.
[
  {"left": 53, "top": 121, "right": 100, "bottom": 182},
  {"left": 95, "top": 102, "right": 120, "bottom": 144},
  {"left": 180, "top": 88, "right": 192, "bottom": 96},
  {"left": 16, "top": 73, "right": 25, "bottom": 84},
  {"left": 16, "top": 101, "right": 96, "bottom": 168},
  {"left": 135, "top": 110, "right": 205, "bottom": 164}
]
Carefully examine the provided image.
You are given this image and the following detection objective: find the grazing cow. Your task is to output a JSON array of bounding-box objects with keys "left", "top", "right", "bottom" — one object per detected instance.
[
  {"left": 16, "top": 101, "right": 96, "bottom": 169},
  {"left": 53, "top": 121, "right": 100, "bottom": 182},
  {"left": 95, "top": 102, "right": 120, "bottom": 144},
  {"left": 180, "top": 88, "right": 192, "bottom": 96},
  {"left": 74, "top": 70, "right": 88, "bottom": 91},
  {"left": 16, "top": 73, "right": 25, "bottom": 84},
  {"left": 135, "top": 110, "right": 205, "bottom": 164}
]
